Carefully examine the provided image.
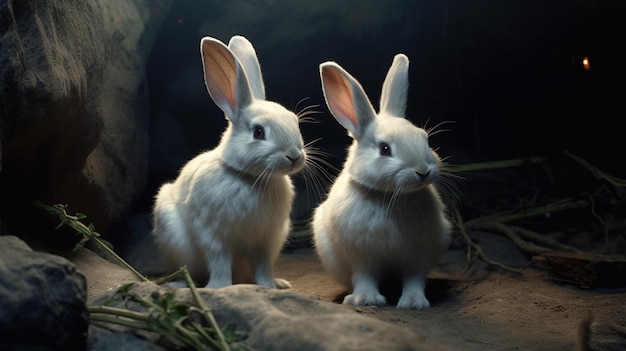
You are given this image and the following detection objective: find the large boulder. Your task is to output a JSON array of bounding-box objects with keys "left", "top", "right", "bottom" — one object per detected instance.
[
  {"left": 0, "top": 0, "right": 171, "bottom": 241},
  {"left": 89, "top": 281, "right": 448, "bottom": 351},
  {"left": 0, "top": 235, "right": 88, "bottom": 350}
]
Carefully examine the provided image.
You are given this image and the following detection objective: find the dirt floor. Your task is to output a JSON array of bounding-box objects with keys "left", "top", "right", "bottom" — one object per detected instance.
[
  {"left": 87, "top": 226, "right": 626, "bottom": 351},
  {"left": 273, "top": 246, "right": 626, "bottom": 351}
]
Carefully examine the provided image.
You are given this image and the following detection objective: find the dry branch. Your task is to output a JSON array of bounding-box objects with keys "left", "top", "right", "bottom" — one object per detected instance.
[
  {"left": 565, "top": 150, "right": 626, "bottom": 188},
  {"left": 467, "top": 221, "right": 551, "bottom": 255},
  {"left": 452, "top": 206, "right": 523, "bottom": 274},
  {"left": 445, "top": 157, "right": 546, "bottom": 173},
  {"left": 465, "top": 199, "right": 588, "bottom": 226}
]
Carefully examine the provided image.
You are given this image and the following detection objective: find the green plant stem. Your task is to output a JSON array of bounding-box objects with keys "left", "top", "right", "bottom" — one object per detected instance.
[
  {"left": 89, "top": 314, "right": 152, "bottom": 331},
  {"left": 182, "top": 266, "right": 231, "bottom": 351},
  {"left": 154, "top": 267, "right": 185, "bottom": 285},
  {"left": 89, "top": 305, "right": 151, "bottom": 321},
  {"left": 39, "top": 203, "right": 149, "bottom": 282},
  {"left": 187, "top": 318, "right": 225, "bottom": 350},
  {"left": 170, "top": 318, "right": 206, "bottom": 350},
  {"left": 90, "top": 299, "right": 207, "bottom": 350},
  {"left": 90, "top": 235, "right": 149, "bottom": 282},
  {"left": 89, "top": 305, "right": 152, "bottom": 331}
]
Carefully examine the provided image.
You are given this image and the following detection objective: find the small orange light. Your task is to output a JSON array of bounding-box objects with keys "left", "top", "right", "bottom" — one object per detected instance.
[{"left": 582, "top": 56, "right": 591, "bottom": 71}]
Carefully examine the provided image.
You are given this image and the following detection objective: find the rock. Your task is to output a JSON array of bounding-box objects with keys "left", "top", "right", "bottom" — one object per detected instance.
[
  {"left": 88, "top": 327, "right": 169, "bottom": 351},
  {"left": 0, "top": 0, "right": 172, "bottom": 240},
  {"left": 0, "top": 235, "right": 88, "bottom": 350},
  {"left": 89, "top": 281, "right": 447, "bottom": 351}
]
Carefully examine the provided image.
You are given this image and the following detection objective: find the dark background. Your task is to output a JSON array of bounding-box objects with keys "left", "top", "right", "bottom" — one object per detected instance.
[{"left": 140, "top": 0, "right": 625, "bottom": 216}]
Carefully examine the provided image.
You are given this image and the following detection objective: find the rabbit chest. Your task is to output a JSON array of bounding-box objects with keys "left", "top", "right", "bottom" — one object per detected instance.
[
  {"left": 325, "top": 176, "right": 449, "bottom": 257},
  {"left": 179, "top": 156, "right": 295, "bottom": 245}
]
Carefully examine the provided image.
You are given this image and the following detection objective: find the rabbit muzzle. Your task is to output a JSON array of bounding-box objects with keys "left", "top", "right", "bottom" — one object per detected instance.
[{"left": 284, "top": 149, "right": 306, "bottom": 174}]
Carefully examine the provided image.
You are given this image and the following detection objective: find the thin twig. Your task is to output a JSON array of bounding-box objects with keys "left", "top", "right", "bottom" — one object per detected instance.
[
  {"left": 465, "top": 199, "right": 588, "bottom": 226},
  {"left": 154, "top": 268, "right": 185, "bottom": 285},
  {"left": 89, "top": 305, "right": 150, "bottom": 322},
  {"left": 452, "top": 206, "right": 524, "bottom": 275},
  {"left": 467, "top": 221, "right": 551, "bottom": 255},
  {"left": 37, "top": 202, "right": 149, "bottom": 282},
  {"left": 565, "top": 150, "right": 626, "bottom": 187},
  {"left": 510, "top": 225, "right": 581, "bottom": 252},
  {"left": 182, "top": 266, "right": 231, "bottom": 351}
]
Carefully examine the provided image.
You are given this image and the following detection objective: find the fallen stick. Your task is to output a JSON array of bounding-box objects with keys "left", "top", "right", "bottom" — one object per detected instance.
[
  {"left": 467, "top": 221, "right": 551, "bottom": 255},
  {"left": 452, "top": 206, "right": 523, "bottom": 275},
  {"left": 465, "top": 199, "right": 588, "bottom": 226},
  {"left": 565, "top": 150, "right": 626, "bottom": 188}
]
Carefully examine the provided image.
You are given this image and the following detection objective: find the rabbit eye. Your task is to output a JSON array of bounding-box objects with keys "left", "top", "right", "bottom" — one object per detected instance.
[
  {"left": 253, "top": 126, "right": 265, "bottom": 140},
  {"left": 379, "top": 143, "right": 392, "bottom": 157}
]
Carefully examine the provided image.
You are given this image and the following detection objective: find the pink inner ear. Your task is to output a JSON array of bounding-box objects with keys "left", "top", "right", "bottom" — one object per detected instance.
[
  {"left": 203, "top": 42, "right": 238, "bottom": 111},
  {"left": 324, "top": 67, "right": 358, "bottom": 129}
]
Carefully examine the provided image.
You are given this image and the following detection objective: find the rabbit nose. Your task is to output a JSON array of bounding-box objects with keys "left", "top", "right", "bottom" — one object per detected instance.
[
  {"left": 286, "top": 153, "right": 302, "bottom": 166},
  {"left": 416, "top": 170, "right": 431, "bottom": 180}
]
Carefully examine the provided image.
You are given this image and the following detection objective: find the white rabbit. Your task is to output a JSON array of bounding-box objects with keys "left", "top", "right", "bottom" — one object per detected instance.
[
  {"left": 312, "top": 54, "right": 452, "bottom": 309},
  {"left": 152, "top": 35, "right": 306, "bottom": 289}
]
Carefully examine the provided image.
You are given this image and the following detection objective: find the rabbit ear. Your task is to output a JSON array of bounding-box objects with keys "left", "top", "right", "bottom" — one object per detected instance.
[
  {"left": 228, "top": 35, "right": 266, "bottom": 100},
  {"left": 379, "top": 54, "right": 409, "bottom": 118},
  {"left": 319, "top": 62, "right": 377, "bottom": 140},
  {"left": 200, "top": 36, "right": 253, "bottom": 121}
]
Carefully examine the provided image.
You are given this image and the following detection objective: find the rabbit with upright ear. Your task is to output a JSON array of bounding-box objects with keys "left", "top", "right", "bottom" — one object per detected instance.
[
  {"left": 312, "top": 54, "right": 452, "bottom": 309},
  {"left": 153, "top": 35, "right": 306, "bottom": 289}
]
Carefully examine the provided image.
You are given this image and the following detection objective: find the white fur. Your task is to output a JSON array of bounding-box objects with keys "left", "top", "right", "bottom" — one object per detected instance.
[
  {"left": 313, "top": 54, "right": 451, "bottom": 309},
  {"left": 153, "top": 35, "right": 305, "bottom": 289}
]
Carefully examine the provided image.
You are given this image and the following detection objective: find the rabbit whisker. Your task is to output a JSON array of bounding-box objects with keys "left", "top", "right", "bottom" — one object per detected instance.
[
  {"left": 303, "top": 137, "right": 322, "bottom": 149},
  {"left": 294, "top": 98, "right": 322, "bottom": 124},
  {"left": 251, "top": 167, "right": 271, "bottom": 193},
  {"left": 305, "top": 154, "right": 336, "bottom": 183},
  {"left": 300, "top": 161, "right": 327, "bottom": 204},
  {"left": 293, "top": 96, "right": 311, "bottom": 113},
  {"left": 383, "top": 185, "right": 403, "bottom": 221},
  {"left": 298, "top": 109, "right": 322, "bottom": 124},
  {"left": 294, "top": 142, "right": 334, "bottom": 203},
  {"left": 437, "top": 172, "right": 466, "bottom": 208},
  {"left": 426, "top": 120, "right": 456, "bottom": 137},
  {"left": 305, "top": 147, "right": 340, "bottom": 175},
  {"left": 303, "top": 139, "right": 340, "bottom": 180}
]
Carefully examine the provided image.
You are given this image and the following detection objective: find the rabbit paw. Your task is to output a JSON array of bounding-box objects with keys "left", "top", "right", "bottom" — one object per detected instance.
[
  {"left": 397, "top": 292, "right": 430, "bottom": 309},
  {"left": 343, "top": 292, "right": 387, "bottom": 306},
  {"left": 274, "top": 278, "right": 292, "bottom": 289}
]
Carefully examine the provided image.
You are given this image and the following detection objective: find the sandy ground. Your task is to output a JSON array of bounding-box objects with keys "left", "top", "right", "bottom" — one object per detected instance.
[
  {"left": 95, "top": 212, "right": 626, "bottom": 351},
  {"left": 272, "top": 247, "right": 626, "bottom": 351}
]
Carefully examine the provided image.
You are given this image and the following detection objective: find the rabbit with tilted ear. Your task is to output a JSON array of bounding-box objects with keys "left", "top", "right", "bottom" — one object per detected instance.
[
  {"left": 152, "top": 35, "right": 307, "bottom": 289},
  {"left": 312, "top": 54, "right": 452, "bottom": 309}
]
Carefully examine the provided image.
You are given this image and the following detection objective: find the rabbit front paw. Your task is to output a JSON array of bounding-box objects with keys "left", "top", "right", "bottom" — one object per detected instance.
[
  {"left": 343, "top": 292, "right": 386, "bottom": 306},
  {"left": 273, "top": 278, "right": 292, "bottom": 289},
  {"left": 397, "top": 291, "right": 430, "bottom": 309}
]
